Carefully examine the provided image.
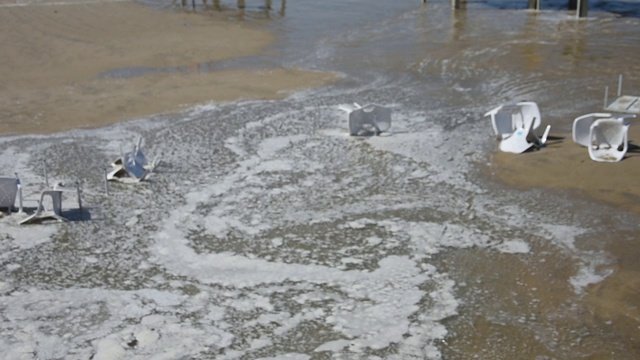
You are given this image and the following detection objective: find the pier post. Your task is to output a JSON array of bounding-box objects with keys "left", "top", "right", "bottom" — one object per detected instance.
[
  {"left": 528, "top": 0, "right": 540, "bottom": 10},
  {"left": 576, "top": 0, "right": 588, "bottom": 17},
  {"left": 451, "top": 0, "right": 461, "bottom": 10}
]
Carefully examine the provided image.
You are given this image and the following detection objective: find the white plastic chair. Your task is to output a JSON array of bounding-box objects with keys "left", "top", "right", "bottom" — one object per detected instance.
[
  {"left": 107, "top": 138, "right": 159, "bottom": 183},
  {"left": 339, "top": 103, "right": 391, "bottom": 136},
  {"left": 499, "top": 116, "right": 544, "bottom": 154},
  {"left": 0, "top": 176, "right": 23, "bottom": 214},
  {"left": 485, "top": 101, "right": 541, "bottom": 140},
  {"left": 573, "top": 113, "right": 635, "bottom": 147},
  {"left": 588, "top": 119, "right": 630, "bottom": 163},
  {"left": 19, "top": 183, "right": 82, "bottom": 225}
]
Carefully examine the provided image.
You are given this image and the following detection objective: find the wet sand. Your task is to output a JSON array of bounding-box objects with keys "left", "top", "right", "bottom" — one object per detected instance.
[
  {"left": 0, "top": 0, "right": 337, "bottom": 135},
  {"left": 489, "top": 124, "right": 640, "bottom": 214},
  {"left": 487, "top": 123, "right": 640, "bottom": 355}
]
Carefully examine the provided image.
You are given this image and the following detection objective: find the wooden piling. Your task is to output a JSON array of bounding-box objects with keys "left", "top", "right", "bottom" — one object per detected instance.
[
  {"left": 577, "top": 0, "right": 588, "bottom": 17},
  {"left": 528, "top": 0, "right": 540, "bottom": 10}
]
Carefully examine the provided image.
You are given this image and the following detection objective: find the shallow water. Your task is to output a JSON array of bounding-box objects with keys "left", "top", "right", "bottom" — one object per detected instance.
[{"left": 1, "top": 0, "right": 640, "bottom": 359}]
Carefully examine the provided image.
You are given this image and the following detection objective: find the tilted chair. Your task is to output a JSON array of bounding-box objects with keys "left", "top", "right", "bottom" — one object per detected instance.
[
  {"left": 19, "top": 182, "right": 82, "bottom": 225},
  {"left": 485, "top": 101, "right": 542, "bottom": 140},
  {"left": 339, "top": 103, "right": 391, "bottom": 136},
  {"left": 572, "top": 113, "right": 635, "bottom": 147},
  {"left": 107, "top": 137, "right": 159, "bottom": 183}
]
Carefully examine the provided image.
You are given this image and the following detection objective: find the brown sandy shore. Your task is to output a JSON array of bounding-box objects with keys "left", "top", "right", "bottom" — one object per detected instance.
[{"left": 0, "top": 0, "right": 337, "bottom": 135}]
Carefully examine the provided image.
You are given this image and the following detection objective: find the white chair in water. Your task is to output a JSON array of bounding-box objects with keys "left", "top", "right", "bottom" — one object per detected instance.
[
  {"left": 339, "top": 103, "right": 391, "bottom": 136},
  {"left": 484, "top": 101, "right": 542, "bottom": 140},
  {"left": 19, "top": 182, "right": 82, "bottom": 225},
  {"left": 572, "top": 113, "right": 635, "bottom": 147},
  {"left": 107, "top": 137, "right": 160, "bottom": 183},
  {"left": 587, "top": 118, "right": 630, "bottom": 163},
  {"left": 485, "top": 101, "right": 550, "bottom": 154},
  {"left": 0, "top": 176, "right": 23, "bottom": 214}
]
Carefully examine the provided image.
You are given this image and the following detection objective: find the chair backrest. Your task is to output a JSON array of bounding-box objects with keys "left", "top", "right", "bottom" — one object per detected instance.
[
  {"left": 124, "top": 152, "right": 148, "bottom": 180},
  {"left": 486, "top": 102, "right": 540, "bottom": 138},
  {"left": 572, "top": 113, "right": 613, "bottom": 147},
  {"left": 0, "top": 176, "right": 18, "bottom": 210},
  {"left": 492, "top": 106, "right": 515, "bottom": 137},
  {"left": 516, "top": 102, "right": 541, "bottom": 131}
]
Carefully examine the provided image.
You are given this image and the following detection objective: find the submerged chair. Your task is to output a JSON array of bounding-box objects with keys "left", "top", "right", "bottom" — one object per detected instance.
[
  {"left": 572, "top": 113, "right": 635, "bottom": 147},
  {"left": 19, "top": 182, "right": 82, "bottom": 225},
  {"left": 587, "top": 119, "right": 630, "bottom": 163},
  {"left": 107, "top": 138, "right": 159, "bottom": 183},
  {"left": 484, "top": 101, "right": 541, "bottom": 140},
  {"left": 339, "top": 103, "right": 391, "bottom": 136},
  {"left": 0, "top": 176, "right": 23, "bottom": 214}
]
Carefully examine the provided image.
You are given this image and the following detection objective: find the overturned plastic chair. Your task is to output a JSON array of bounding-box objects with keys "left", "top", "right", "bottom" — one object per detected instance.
[
  {"left": 19, "top": 182, "right": 82, "bottom": 225},
  {"left": 572, "top": 113, "right": 635, "bottom": 147},
  {"left": 107, "top": 138, "right": 159, "bottom": 183},
  {"left": 499, "top": 116, "right": 550, "bottom": 154},
  {"left": 485, "top": 101, "right": 541, "bottom": 140},
  {"left": 339, "top": 103, "right": 391, "bottom": 136},
  {"left": 0, "top": 175, "right": 23, "bottom": 214},
  {"left": 587, "top": 118, "right": 630, "bottom": 163}
]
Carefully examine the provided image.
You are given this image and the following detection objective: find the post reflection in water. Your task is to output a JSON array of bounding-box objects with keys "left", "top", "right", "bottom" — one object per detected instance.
[{"left": 181, "top": 0, "right": 286, "bottom": 18}]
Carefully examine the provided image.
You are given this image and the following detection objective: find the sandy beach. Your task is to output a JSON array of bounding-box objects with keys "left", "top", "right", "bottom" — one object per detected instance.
[{"left": 0, "top": 0, "right": 337, "bottom": 135}]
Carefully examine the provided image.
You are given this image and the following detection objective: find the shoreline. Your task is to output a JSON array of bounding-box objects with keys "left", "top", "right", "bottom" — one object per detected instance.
[{"left": 0, "top": 1, "right": 338, "bottom": 135}]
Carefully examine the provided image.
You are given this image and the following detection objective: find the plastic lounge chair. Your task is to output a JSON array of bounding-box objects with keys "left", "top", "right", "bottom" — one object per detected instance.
[
  {"left": 485, "top": 101, "right": 541, "bottom": 140},
  {"left": 0, "top": 176, "right": 23, "bottom": 214},
  {"left": 339, "top": 103, "right": 391, "bottom": 136},
  {"left": 573, "top": 113, "right": 635, "bottom": 147},
  {"left": 19, "top": 183, "right": 82, "bottom": 225},
  {"left": 587, "top": 119, "right": 630, "bottom": 163}
]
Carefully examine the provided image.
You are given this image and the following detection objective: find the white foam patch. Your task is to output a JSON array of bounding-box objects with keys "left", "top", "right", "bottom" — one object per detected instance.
[
  {"left": 151, "top": 198, "right": 454, "bottom": 352},
  {"left": 0, "top": 215, "right": 57, "bottom": 253},
  {"left": 257, "top": 354, "right": 310, "bottom": 360},
  {"left": 495, "top": 239, "right": 530, "bottom": 254},
  {"left": 1, "top": 288, "right": 232, "bottom": 359},
  {"left": 569, "top": 263, "right": 613, "bottom": 294}
]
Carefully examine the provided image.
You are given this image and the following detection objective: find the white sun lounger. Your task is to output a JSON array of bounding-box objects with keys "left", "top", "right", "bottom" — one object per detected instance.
[
  {"left": 572, "top": 113, "right": 635, "bottom": 147},
  {"left": 19, "top": 183, "right": 82, "bottom": 225},
  {"left": 587, "top": 118, "right": 630, "bottom": 163},
  {"left": 339, "top": 103, "right": 391, "bottom": 136},
  {"left": 0, "top": 176, "right": 23, "bottom": 214}
]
